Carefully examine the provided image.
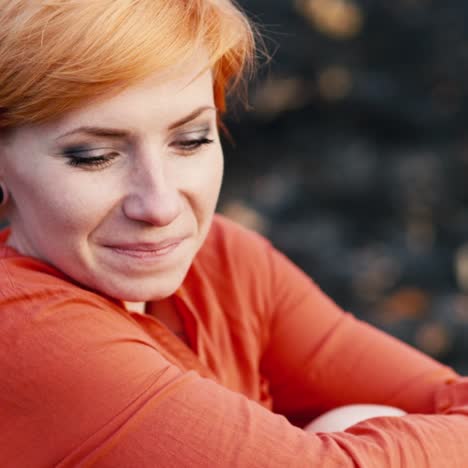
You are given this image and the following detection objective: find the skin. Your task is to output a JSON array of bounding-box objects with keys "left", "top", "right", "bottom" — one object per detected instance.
[
  {"left": 304, "top": 404, "right": 407, "bottom": 432},
  {"left": 0, "top": 56, "right": 223, "bottom": 303}
]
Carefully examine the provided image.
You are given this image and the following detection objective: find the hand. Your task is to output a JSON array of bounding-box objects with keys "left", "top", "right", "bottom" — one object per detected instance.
[{"left": 304, "top": 404, "right": 407, "bottom": 432}]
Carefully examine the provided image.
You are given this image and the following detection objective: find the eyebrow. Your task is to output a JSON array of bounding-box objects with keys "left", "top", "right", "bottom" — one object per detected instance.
[
  {"left": 168, "top": 106, "right": 217, "bottom": 130},
  {"left": 56, "top": 106, "right": 217, "bottom": 141}
]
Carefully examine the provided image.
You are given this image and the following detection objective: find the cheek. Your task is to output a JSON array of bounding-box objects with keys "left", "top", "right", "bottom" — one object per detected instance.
[
  {"left": 46, "top": 181, "right": 117, "bottom": 237},
  {"left": 183, "top": 148, "right": 224, "bottom": 209},
  {"left": 9, "top": 165, "right": 115, "bottom": 237}
]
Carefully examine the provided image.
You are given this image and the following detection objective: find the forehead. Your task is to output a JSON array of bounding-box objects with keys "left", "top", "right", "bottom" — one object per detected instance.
[{"left": 50, "top": 57, "right": 215, "bottom": 137}]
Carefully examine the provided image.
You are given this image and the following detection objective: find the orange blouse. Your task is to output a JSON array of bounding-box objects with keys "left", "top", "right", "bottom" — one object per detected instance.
[{"left": 1, "top": 214, "right": 467, "bottom": 467}]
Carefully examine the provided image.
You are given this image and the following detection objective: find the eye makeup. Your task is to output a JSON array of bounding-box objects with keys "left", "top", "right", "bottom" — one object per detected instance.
[
  {"left": 173, "top": 136, "right": 214, "bottom": 154},
  {"left": 57, "top": 121, "right": 217, "bottom": 169},
  {"left": 60, "top": 144, "right": 120, "bottom": 169},
  {"left": 171, "top": 125, "right": 215, "bottom": 155}
]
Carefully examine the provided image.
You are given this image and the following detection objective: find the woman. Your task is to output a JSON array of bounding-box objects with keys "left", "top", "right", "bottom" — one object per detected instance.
[{"left": 0, "top": 1, "right": 467, "bottom": 466}]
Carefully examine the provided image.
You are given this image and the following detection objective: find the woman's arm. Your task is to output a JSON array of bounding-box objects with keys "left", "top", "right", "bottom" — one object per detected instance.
[
  {"left": 0, "top": 290, "right": 401, "bottom": 468},
  {"left": 2, "top": 227, "right": 468, "bottom": 467},
  {"left": 305, "top": 404, "right": 407, "bottom": 432},
  {"left": 257, "top": 242, "right": 468, "bottom": 463},
  {"left": 260, "top": 244, "right": 462, "bottom": 421},
  {"left": 2, "top": 288, "right": 468, "bottom": 467}
]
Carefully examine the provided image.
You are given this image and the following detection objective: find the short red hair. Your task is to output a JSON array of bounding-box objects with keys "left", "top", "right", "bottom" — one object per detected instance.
[{"left": 0, "top": 0, "right": 256, "bottom": 130}]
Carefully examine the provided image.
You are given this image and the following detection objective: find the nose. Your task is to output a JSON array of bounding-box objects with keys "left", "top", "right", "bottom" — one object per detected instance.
[{"left": 122, "top": 159, "right": 183, "bottom": 227}]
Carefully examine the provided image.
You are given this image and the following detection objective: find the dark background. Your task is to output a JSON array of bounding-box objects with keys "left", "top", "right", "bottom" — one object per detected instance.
[{"left": 219, "top": 0, "right": 468, "bottom": 373}]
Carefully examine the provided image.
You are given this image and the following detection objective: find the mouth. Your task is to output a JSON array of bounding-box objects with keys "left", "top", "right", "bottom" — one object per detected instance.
[{"left": 104, "top": 238, "right": 186, "bottom": 260}]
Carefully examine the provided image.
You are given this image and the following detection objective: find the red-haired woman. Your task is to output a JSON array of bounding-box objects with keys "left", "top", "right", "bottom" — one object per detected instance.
[{"left": 0, "top": 1, "right": 467, "bottom": 466}]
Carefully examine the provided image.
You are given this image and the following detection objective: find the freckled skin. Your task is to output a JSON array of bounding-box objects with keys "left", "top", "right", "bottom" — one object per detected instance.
[{"left": 0, "top": 56, "right": 224, "bottom": 302}]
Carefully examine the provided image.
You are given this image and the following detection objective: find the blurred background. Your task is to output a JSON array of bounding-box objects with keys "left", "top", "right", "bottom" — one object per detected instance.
[{"left": 218, "top": 0, "right": 468, "bottom": 373}]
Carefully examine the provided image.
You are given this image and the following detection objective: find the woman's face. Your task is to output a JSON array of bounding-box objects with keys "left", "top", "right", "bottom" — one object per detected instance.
[{"left": 0, "top": 59, "right": 224, "bottom": 301}]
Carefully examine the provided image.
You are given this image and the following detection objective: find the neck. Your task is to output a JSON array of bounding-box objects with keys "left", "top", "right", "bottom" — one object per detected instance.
[{"left": 123, "top": 301, "right": 146, "bottom": 314}]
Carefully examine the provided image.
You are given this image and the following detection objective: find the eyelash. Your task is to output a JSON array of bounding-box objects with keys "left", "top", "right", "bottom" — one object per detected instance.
[
  {"left": 176, "top": 137, "right": 214, "bottom": 153},
  {"left": 65, "top": 137, "right": 215, "bottom": 169}
]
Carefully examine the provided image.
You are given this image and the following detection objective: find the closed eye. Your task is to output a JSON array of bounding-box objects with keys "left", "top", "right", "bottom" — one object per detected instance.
[
  {"left": 66, "top": 154, "right": 118, "bottom": 168},
  {"left": 173, "top": 137, "right": 214, "bottom": 155},
  {"left": 61, "top": 146, "right": 119, "bottom": 169}
]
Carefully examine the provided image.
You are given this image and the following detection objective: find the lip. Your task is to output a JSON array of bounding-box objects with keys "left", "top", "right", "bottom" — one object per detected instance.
[{"left": 104, "top": 237, "right": 186, "bottom": 259}]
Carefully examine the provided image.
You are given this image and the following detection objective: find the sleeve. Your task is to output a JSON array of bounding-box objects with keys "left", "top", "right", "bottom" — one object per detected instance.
[
  {"left": 0, "top": 292, "right": 424, "bottom": 467},
  {"left": 258, "top": 242, "right": 468, "bottom": 465},
  {"left": 2, "top": 285, "right": 468, "bottom": 467}
]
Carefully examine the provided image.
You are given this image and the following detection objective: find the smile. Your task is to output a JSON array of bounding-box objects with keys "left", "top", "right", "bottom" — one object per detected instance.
[{"left": 105, "top": 238, "right": 185, "bottom": 261}]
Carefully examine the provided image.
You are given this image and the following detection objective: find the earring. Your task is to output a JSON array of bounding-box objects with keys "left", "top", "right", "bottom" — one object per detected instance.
[{"left": 0, "top": 181, "right": 8, "bottom": 206}]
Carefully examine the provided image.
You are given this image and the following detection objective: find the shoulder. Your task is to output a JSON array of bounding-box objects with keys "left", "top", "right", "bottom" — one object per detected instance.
[
  {"left": 196, "top": 214, "right": 311, "bottom": 293},
  {"left": 186, "top": 215, "right": 277, "bottom": 339},
  {"left": 0, "top": 248, "right": 134, "bottom": 337},
  {"left": 206, "top": 213, "right": 270, "bottom": 246},
  {"left": 0, "top": 247, "right": 162, "bottom": 400},
  {"left": 0, "top": 250, "right": 75, "bottom": 306},
  {"left": 195, "top": 214, "right": 336, "bottom": 320},
  {"left": 197, "top": 213, "right": 273, "bottom": 272},
  {"left": 191, "top": 214, "right": 277, "bottom": 304}
]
